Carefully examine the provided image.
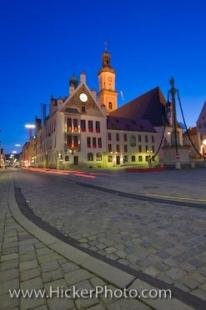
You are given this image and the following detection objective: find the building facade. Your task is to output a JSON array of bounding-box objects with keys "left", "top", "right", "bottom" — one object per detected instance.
[
  {"left": 22, "top": 51, "right": 177, "bottom": 169},
  {"left": 197, "top": 101, "right": 206, "bottom": 155}
]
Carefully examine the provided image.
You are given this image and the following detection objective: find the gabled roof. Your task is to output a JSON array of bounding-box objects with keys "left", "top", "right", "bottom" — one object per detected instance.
[
  {"left": 107, "top": 116, "right": 156, "bottom": 132},
  {"left": 110, "top": 87, "right": 168, "bottom": 126}
]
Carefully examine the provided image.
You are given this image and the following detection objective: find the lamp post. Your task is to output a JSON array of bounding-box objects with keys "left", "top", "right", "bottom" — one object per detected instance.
[{"left": 25, "top": 124, "right": 36, "bottom": 139}]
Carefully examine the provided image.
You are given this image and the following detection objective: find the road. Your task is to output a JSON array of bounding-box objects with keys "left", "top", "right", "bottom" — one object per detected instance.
[{"left": 12, "top": 167, "right": 206, "bottom": 304}]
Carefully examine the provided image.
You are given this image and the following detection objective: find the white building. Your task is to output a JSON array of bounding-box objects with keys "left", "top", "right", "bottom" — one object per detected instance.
[{"left": 28, "top": 51, "right": 171, "bottom": 169}]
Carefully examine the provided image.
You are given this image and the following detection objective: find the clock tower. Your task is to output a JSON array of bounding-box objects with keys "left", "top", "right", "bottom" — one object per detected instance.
[{"left": 97, "top": 50, "right": 118, "bottom": 113}]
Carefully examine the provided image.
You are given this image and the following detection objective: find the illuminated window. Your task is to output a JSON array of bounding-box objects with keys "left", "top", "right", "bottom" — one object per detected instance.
[
  {"left": 73, "top": 119, "right": 78, "bottom": 132},
  {"left": 67, "top": 135, "right": 72, "bottom": 148},
  {"left": 87, "top": 153, "right": 94, "bottom": 161},
  {"left": 109, "top": 102, "right": 113, "bottom": 110},
  {"left": 88, "top": 120, "right": 93, "bottom": 132},
  {"left": 108, "top": 155, "right": 112, "bottom": 162},
  {"left": 81, "top": 120, "right": 86, "bottom": 132},
  {"left": 138, "top": 145, "right": 142, "bottom": 153},
  {"left": 93, "top": 137, "right": 96, "bottom": 148},
  {"left": 96, "top": 121, "right": 100, "bottom": 133},
  {"left": 96, "top": 153, "right": 102, "bottom": 161},
  {"left": 98, "top": 138, "right": 102, "bottom": 148},
  {"left": 131, "top": 155, "right": 136, "bottom": 162},
  {"left": 138, "top": 155, "right": 143, "bottom": 162}
]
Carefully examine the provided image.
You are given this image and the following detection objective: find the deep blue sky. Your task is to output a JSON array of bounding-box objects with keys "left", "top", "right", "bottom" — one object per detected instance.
[{"left": 0, "top": 0, "right": 206, "bottom": 153}]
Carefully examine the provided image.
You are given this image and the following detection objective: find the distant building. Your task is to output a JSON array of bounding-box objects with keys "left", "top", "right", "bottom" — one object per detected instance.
[
  {"left": 183, "top": 127, "right": 201, "bottom": 159},
  {"left": 197, "top": 101, "right": 206, "bottom": 155}
]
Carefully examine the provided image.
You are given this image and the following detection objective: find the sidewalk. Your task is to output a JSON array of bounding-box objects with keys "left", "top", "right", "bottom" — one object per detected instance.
[{"left": 0, "top": 171, "right": 194, "bottom": 310}]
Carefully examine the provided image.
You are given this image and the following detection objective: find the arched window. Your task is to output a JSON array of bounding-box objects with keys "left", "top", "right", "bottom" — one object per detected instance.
[
  {"left": 87, "top": 153, "right": 94, "bottom": 161},
  {"left": 109, "top": 102, "right": 113, "bottom": 110},
  {"left": 96, "top": 153, "right": 102, "bottom": 161}
]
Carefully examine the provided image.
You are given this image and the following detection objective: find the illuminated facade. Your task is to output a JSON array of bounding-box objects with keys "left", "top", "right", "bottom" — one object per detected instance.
[
  {"left": 23, "top": 51, "right": 164, "bottom": 168},
  {"left": 197, "top": 101, "right": 206, "bottom": 155}
]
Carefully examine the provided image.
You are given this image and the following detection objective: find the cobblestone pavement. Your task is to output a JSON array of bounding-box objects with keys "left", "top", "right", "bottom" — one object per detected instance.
[
  {"left": 14, "top": 169, "right": 206, "bottom": 302},
  {"left": 0, "top": 171, "right": 151, "bottom": 310}
]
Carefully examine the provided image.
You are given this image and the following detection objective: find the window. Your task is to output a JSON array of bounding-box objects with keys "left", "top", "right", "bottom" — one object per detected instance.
[
  {"left": 96, "top": 153, "right": 102, "bottom": 161},
  {"left": 93, "top": 137, "right": 96, "bottom": 148},
  {"left": 145, "top": 135, "right": 148, "bottom": 143},
  {"left": 88, "top": 120, "right": 93, "bottom": 132},
  {"left": 130, "top": 135, "right": 136, "bottom": 147},
  {"left": 138, "top": 155, "right": 143, "bottom": 162},
  {"left": 81, "top": 106, "right": 86, "bottom": 113},
  {"left": 116, "top": 133, "right": 119, "bottom": 141},
  {"left": 81, "top": 120, "right": 86, "bottom": 132},
  {"left": 138, "top": 135, "right": 141, "bottom": 142},
  {"left": 108, "top": 144, "right": 112, "bottom": 152},
  {"left": 151, "top": 135, "right": 155, "bottom": 143},
  {"left": 145, "top": 145, "right": 148, "bottom": 152},
  {"left": 98, "top": 138, "right": 102, "bottom": 148},
  {"left": 108, "top": 155, "right": 112, "bottom": 162},
  {"left": 87, "top": 137, "right": 91, "bottom": 148},
  {"left": 152, "top": 145, "right": 155, "bottom": 153},
  {"left": 116, "top": 144, "right": 120, "bottom": 152},
  {"left": 123, "top": 155, "right": 128, "bottom": 163},
  {"left": 73, "top": 136, "right": 78, "bottom": 147},
  {"left": 146, "top": 156, "right": 149, "bottom": 161},
  {"left": 73, "top": 119, "right": 78, "bottom": 132},
  {"left": 124, "top": 144, "right": 127, "bottom": 152},
  {"left": 109, "top": 102, "right": 113, "bottom": 110},
  {"left": 131, "top": 155, "right": 136, "bottom": 162},
  {"left": 138, "top": 145, "right": 142, "bottom": 153},
  {"left": 108, "top": 132, "right": 112, "bottom": 141},
  {"left": 65, "top": 156, "right": 69, "bottom": 161},
  {"left": 124, "top": 134, "right": 127, "bottom": 142},
  {"left": 67, "top": 135, "right": 72, "bottom": 147},
  {"left": 67, "top": 118, "right": 72, "bottom": 131},
  {"left": 87, "top": 153, "right": 93, "bottom": 161},
  {"left": 96, "top": 121, "right": 100, "bottom": 133}
]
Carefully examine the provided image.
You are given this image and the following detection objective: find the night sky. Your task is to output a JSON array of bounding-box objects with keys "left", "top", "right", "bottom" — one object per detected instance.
[{"left": 0, "top": 0, "right": 206, "bottom": 153}]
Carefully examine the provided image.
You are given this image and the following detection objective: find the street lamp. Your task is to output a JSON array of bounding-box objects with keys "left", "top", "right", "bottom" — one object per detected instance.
[{"left": 25, "top": 124, "right": 36, "bottom": 139}]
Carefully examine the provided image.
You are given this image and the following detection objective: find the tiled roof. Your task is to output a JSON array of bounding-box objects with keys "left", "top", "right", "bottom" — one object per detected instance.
[
  {"left": 110, "top": 87, "right": 168, "bottom": 126},
  {"left": 107, "top": 116, "right": 156, "bottom": 132}
]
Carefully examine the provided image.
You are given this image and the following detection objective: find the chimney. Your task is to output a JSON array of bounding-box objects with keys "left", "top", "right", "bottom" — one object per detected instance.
[{"left": 80, "top": 72, "right": 86, "bottom": 84}]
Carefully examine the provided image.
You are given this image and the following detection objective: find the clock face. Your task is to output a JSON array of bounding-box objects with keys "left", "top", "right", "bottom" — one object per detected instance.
[{"left": 79, "top": 93, "right": 88, "bottom": 102}]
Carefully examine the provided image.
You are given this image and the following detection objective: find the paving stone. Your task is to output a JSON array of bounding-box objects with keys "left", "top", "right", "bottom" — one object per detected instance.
[
  {"left": 21, "top": 277, "right": 43, "bottom": 290},
  {"left": 20, "top": 268, "right": 41, "bottom": 281},
  {"left": 1, "top": 253, "right": 18, "bottom": 262},
  {"left": 42, "top": 269, "right": 63, "bottom": 283},
  {"left": 42, "top": 262, "right": 60, "bottom": 275},
  {"left": 75, "top": 296, "right": 99, "bottom": 309},
  {"left": 20, "top": 296, "right": 46, "bottom": 310},
  {"left": 47, "top": 297, "right": 74, "bottom": 310},
  {"left": 0, "top": 268, "right": 19, "bottom": 281},
  {"left": 20, "top": 260, "right": 38, "bottom": 271},
  {"left": 65, "top": 269, "right": 93, "bottom": 285},
  {"left": 0, "top": 279, "right": 19, "bottom": 294},
  {"left": 107, "top": 299, "right": 150, "bottom": 310},
  {"left": 61, "top": 262, "right": 79, "bottom": 273}
]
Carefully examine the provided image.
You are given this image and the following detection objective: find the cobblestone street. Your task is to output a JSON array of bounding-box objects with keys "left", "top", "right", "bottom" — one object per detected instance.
[{"left": 1, "top": 169, "right": 206, "bottom": 309}]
